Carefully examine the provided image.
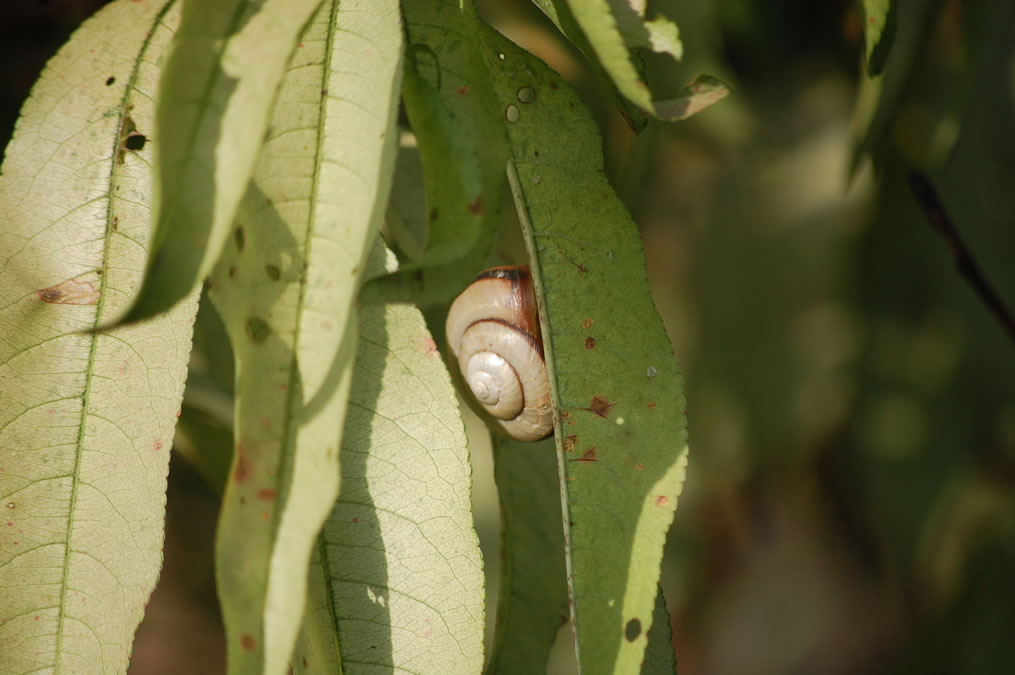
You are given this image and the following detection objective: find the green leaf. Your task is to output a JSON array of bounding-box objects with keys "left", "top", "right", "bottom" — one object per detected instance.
[
  {"left": 850, "top": 0, "right": 944, "bottom": 175},
  {"left": 173, "top": 404, "right": 233, "bottom": 494},
  {"left": 0, "top": 0, "right": 199, "bottom": 671},
  {"left": 536, "top": 0, "right": 730, "bottom": 121},
  {"left": 359, "top": 0, "right": 511, "bottom": 305},
  {"left": 207, "top": 1, "right": 403, "bottom": 672},
  {"left": 383, "top": 133, "right": 427, "bottom": 263},
  {"left": 311, "top": 242, "right": 485, "bottom": 672},
  {"left": 123, "top": 0, "right": 324, "bottom": 323},
  {"left": 862, "top": 0, "right": 897, "bottom": 76},
  {"left": 530, "top": 0, "right": 649, "bottom": 131},
  {"left": 641, "top": 588, "right": 676, "bottom": 673},
  {"left": 484, "top": 28, "right": 691, "bottom": 674},
  {"left": 487, "top": 437, "right": 569, "bottom": 674}
]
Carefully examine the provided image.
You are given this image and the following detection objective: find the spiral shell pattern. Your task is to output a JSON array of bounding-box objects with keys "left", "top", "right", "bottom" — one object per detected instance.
[{"left": 446, "top": 267, "right": 553, "bottom": 441}]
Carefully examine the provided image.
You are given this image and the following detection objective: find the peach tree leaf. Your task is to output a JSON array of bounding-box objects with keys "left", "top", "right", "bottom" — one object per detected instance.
[
  {"left": 306, "top": 242, "right": 485, "bottom": 673},
  {"left": 123, "top": 0, "right": 324, "bottom": 323},
  {"left": 534, "top": 0, "right": 729, "bottom": 121},
  {"left": 206, "top": 1, "right": 403, "bottom": 672},
  {"left": 862, "top": 0, "right": 897, "bottom": 76},
  {"left": 360, "top": 0, "right": 510, "bottom": 305},
  {"left": 487, "top": 437, "right": 569, "bottom": 674},
  {"left": 485, "top": 27, "right": 691, "bottom": 674},
  {"left": 0, "top": 1, "right": 199, "bottom": 671}
]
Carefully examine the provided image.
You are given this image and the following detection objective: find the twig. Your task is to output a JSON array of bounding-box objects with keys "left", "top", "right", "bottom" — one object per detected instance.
[{"left": 907, "top": 171, "right": 1015, "bottom": 346}]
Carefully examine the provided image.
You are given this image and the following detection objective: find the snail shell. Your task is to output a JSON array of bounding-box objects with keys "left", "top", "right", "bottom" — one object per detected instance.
[{"left": 446, "top": 266, "right": 553, "bottom": 441}]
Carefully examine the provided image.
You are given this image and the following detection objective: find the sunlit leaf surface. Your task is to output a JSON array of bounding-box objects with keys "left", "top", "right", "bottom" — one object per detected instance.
[
  {"left": 0, "top": 1, "right": 198, "bottom": 671},
  {"left": 207, "top": 1, "right": 403, "bottom": 672}
]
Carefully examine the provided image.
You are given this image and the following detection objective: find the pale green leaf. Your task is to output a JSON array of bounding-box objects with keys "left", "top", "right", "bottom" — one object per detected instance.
[
  {"left": 487, "top": 437, "right": 568, "bottom": 674},
  {"left": 0, "top": 0, "right": 198, "bottom": 671},
  {"left": 530, "top": 0, "right": 649, "bottom": 130},
  {"left": 652, "top": 74, "right": 733, "bottom": 122},
  {"left": 359, "top": 0, "right": 511, "bottom": 305},
  {"left": 123, "top": 0, "right": 324, "bottom": 322},
  {"left": 313, "top": 244, "right": 485, "bottom": 672},
  {"left": 484, "top": 28, "right": 691, "bottom": 674},
  {"left": 542, "top": 0, "right": 729, "bottom": 120},
  {"left": 862, "top": 0, "right": 897, "bottom": 76},
  {"left": 207, "top": 1, "right": 403, "bottom": 672}
]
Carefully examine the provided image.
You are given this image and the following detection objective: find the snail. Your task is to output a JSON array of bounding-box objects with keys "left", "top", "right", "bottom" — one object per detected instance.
[{"left": 445, "top": 266, "right": 553, "bottom": 441}]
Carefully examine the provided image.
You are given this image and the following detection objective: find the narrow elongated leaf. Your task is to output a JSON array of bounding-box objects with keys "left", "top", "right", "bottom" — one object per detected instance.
[
  {"left": 483, "top": 28, "right": 690, "bottom": 674},
  {"left": 531, "top": 0, "right": 649, "bottom": 130},
  {"left": 862, "top": 0, "right": 897, "bottom": 76},
  {"left": 487, "top": 437, "right": 568, "bottom": 674},
  {"left": 123, "top": 0, "right": 324, "bottom": 322},
  {"left": 308, "top": 244, "right": 485, "bottom": 673},
  {"left": 359, "top": 0, "right": 510, "bottom": 305},
  {"left": 207, "top": 1, "right": 403, "bottom": 673},
  {"left": 0, "top": 0, "right": 199, "bottom": 671},
  {"left": 850, "top": 0, "right": 943, "bottom": 175},
  {"left": 535, "top": 0, "right": 729, "bottom": 121}
]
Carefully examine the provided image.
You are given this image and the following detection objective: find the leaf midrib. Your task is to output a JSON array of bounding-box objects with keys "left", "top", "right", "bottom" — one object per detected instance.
[{"left": 52, "top": 1, "right": 178, "bottom": 670}]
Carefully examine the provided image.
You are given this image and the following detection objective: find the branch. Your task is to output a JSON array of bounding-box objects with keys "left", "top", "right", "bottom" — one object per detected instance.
[{"left": 907, "top": 171, "right": 1015, "bottom": 346}]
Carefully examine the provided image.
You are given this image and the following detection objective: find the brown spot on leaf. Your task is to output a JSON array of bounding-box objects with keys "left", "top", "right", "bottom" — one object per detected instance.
[
  {"left": 257, "top": 488, "right": 277, "bottom": 502},
  {"left": 116, "top": 115, "right": 138, "bottom": 163},
  {"left": 352, "top": 517, "right": 359, "bottom": 523},
  {"left": 587, "top": 395, "right": 614, "bottom": 418},
  {"left": 265, "top": 264, "right": 281, "bottom": 281},
  {"left": 419, "top": 336, "right": 439, "bottom": 357},
  {"left": 625, "top": 618, "right": 641, "bottom": 641},
  {"left": 576, "top": 447, "right": 598, "bottom": 462},
  {"left": 580, "top": 318, "right": 593, "bottom": 329},
  {"left": 467, "top": 195, "right": 484, "bottom": 215},
  {"left": 584, "top": 336, "right": 596, "bottom": 349},
  {"left": 38, "top": 277, "right": 100, "bottom": 305},
  {"left": 648, "top": 401, "right": 656, "bottom": 409},
  {"left": 233, "top": 445, "right": 251, "bottom": 483},
  {"left": 234, "top": 227, "right": 246, "bottom": 251},
  {"left": 563, "top": 435, "right": 577, "bottom": 453},
  {"left": 457, "top": 85, "right": 470, "bottom": 95},
  {"left": 153, "top": 440, "right": 162, "bottom": 451},
  {"left": 241, "top": 634, "right": 257, "bottom": 651},
  {"left": 655, "top": 495, "right": 670, "bottom": 507}
]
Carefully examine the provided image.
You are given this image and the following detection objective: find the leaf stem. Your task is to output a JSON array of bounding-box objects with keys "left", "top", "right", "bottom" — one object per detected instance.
[{"left": 907, "top": 171, "right": 1015, "bottom": 346}]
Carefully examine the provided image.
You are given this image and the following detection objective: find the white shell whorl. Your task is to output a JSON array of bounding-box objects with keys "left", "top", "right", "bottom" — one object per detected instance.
[{"left": 446, "top": 267, "right": 553, "bottom": 441}]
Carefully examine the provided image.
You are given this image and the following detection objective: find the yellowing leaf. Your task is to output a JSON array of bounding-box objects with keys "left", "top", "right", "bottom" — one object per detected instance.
[
  {"left": 0, "top": 1, "right": 198, "bottom": 671},
  {"left": 207, "top": 1, "right": 404, "bottom": 672},
  {"left": 124, "top": 0, "right": 324, "bottom": 322},
  {"left": 311, "top": 244, "right": 485, "bottom": 673}
]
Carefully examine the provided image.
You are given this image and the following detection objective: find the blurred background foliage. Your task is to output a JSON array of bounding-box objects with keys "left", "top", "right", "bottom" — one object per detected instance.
[{"left": 3, "top": 0, "right": 1013, "bottom": 673}]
